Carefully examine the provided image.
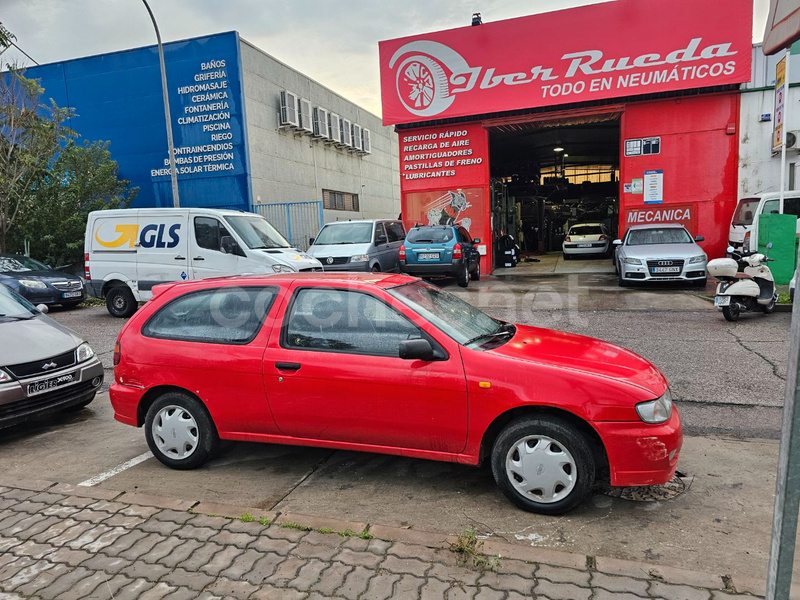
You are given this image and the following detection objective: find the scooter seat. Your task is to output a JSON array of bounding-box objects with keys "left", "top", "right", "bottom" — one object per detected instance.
[{"left": 734, "top": 272, "right": 753, "bottom": 279}]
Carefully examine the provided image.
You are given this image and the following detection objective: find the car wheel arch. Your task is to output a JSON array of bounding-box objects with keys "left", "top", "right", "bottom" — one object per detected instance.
[
  {"left": 102, "top": 279, "right": 128, "bottom": 298},
  {"left": 478, "top": 405, "right": 609, "bottom": 483},
  {"left": 137, "top": 385, "right": 215, "bottom": 430}
]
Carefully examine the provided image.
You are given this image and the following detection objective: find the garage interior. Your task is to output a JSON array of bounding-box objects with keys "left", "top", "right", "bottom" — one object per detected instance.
[{"left": 487, "top": 112, "right": 621, "bottom": 268}]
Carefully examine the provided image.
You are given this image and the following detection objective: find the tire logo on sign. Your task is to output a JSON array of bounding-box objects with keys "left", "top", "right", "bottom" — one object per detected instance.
[{"left": 389, "top": 41, "right": 473, "bottom": 117}]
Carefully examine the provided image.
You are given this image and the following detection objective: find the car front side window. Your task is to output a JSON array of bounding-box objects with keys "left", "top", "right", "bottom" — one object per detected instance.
[
  {"left": 194, "top": 217, "right": 232, "bottom": 253},
  {"left": 283, "top": 288, "right": 424, "bottom": 357}
]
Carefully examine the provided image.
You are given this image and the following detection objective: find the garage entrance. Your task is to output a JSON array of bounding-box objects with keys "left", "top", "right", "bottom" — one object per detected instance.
[{"left": 487, "top": 111, "right": 621, "bottom": 269}]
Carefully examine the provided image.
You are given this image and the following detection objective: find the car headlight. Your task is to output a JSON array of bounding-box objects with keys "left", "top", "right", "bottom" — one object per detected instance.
[
  {"left": 623, "top": 257, "right": 642, "bottom": 265},
  {"left": 636, "top": 389, "right": 673, "bottom": 424},
  {"left": 688, "top": 255, "right": 706, "bottom": 264},
  {"left": 271, "top": 264, "right": 295, "bottom": 273},
  {"left": 350, "top": 254, "right": 370, "bottom": 263},
  {"left": 0, "top": 369, "right": 12, "bottom": 383},
  {"left": 76, "top": 342, "right": 95, "bottom": 363},
  {"left": 19, "top": 279, "right": 47, "bottom": 289}
]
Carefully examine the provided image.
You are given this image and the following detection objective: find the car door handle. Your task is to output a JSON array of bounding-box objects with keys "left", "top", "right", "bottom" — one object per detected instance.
[
  {"left": 193, "top": 256, "right": 205, "bottom": 261},
  {"left": 174, "top": 255, "right": 186, "bottom": 260},
  {"left": 275, "top": 362, "right": 301, "bottom": 371}
]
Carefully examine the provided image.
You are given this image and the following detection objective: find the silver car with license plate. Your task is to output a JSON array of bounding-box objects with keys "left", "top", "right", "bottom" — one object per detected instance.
[
  {"left": 0, "top": 284, "right": 103, "bottom": 428},
  {"left": 614, "top": 224, "right": 708, "bottom": 287}
]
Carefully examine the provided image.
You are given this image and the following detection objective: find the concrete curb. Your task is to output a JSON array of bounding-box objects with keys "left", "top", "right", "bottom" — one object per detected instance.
[{"left": 0, "top": 474, "right": 779, "bottom": 598}]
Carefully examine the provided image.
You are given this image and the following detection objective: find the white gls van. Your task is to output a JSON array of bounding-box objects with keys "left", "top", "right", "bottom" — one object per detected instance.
[
  {"left": 85, "top": 208, "right": 322, "bottom": 317},
  {"left": 728, "top": 192, "right": 800, "bottom": 253}
]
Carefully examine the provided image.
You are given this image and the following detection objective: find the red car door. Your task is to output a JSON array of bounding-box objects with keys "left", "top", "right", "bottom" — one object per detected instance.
[{"left": 262, "top": 283, "right": 469, "bottom": 453}]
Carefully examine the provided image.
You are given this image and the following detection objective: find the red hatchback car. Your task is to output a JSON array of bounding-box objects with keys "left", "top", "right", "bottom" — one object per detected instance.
[{"left": 111, "top": 273, "right": 682, "bottom": 514}]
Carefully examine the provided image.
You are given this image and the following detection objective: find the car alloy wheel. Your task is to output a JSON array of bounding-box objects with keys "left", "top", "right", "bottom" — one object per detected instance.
[
  {"left": 492, "top": 417, "right": 595, "bottom": 514},
  {"left": 145, "top": 392, "right": 219, "bottom": 469}
]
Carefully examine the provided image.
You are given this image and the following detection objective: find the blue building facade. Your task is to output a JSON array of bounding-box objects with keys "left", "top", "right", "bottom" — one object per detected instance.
[{"left": 25, "top": 31, "right": 252, "bottom": 211}]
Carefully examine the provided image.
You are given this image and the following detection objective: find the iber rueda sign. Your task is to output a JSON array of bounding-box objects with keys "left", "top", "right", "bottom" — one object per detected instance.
[{"left": 379, "top": 0, "right": 753, "bottom": 125}]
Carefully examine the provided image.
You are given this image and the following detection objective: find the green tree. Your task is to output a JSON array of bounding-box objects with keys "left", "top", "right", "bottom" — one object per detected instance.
[
  {"left": 0, "top": 67, "right": 74, "bottom": 253},
  {"left": 0, "top": 22, "right": 15, "bottom": 50},
  {"left": 14, "top": 140, "right": 138, "bottom": 268}
]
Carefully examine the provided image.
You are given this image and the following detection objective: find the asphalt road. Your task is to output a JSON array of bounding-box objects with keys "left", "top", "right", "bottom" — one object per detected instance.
[{"left": 0, "top": 270, "right": 793, "bottom": 580}]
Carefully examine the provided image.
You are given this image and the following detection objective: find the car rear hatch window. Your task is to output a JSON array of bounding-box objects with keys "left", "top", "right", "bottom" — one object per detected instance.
[
  {"left": 569, "top": 226, "right": 603, "bottom": 237},
  {"left": 406, "top": 228, "right": 454, "bottom": 244}
]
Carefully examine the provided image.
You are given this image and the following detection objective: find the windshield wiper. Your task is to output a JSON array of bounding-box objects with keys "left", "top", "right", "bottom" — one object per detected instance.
[
  {"left": 0, "top": 314, "right": 34, "bottom": 321},
  {"left": 464, "top": 323, "right": 515, "bottom": 346}
]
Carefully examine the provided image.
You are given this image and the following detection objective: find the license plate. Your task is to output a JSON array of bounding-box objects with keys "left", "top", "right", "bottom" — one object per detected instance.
[
  {"left": 651, "top": 267, "right": 681, "bottom": 273},
  {"left": 419, "top": 253, "right": 440, "bottom": 260},
  {"left": 27, "top": 372, "right": 77, "bottom": 396},
  {"left": 577, "top": 244, "right": 592, "bottom": 248},
  {"left": 715, "top": 296, "right": 731, "bottom": 307},
  {"left": 62, "top": 291, "right": 82, "bottom": 299}
]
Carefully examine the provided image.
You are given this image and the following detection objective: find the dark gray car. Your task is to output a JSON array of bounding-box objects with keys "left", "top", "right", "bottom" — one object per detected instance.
[{"left": 0, "top": 285, "right": 103, "bottom": 428}]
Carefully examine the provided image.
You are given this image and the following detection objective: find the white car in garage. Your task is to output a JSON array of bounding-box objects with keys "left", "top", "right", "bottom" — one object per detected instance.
[{"left": 562, "top": 223, "right": 611, "bottom": 259}]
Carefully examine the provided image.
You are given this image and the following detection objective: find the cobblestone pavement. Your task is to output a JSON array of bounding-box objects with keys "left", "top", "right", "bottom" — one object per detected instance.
[{"left": 0, "top": 480, "right": 779, "bottom": 600}]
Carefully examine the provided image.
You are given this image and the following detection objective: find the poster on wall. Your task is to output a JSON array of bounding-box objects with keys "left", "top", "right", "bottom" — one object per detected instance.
[{"left": 643, "top": 170, "right": 664, "bottom": 204}]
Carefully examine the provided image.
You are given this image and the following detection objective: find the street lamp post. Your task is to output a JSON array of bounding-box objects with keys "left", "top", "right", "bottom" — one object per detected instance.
[{"left": 141, "top": 0, "right": 180, "bottom": 207}]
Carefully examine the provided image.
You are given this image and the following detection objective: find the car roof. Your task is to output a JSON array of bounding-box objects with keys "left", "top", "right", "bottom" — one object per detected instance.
[
  {"left": 152, "top": 272, "right": 418, "bottom": 297},
  {"left": 626, "top": 223, "right": 687, "bottom": 230},
  {"left": 322, "top": 219, "right": 378, "bottom": 226}
]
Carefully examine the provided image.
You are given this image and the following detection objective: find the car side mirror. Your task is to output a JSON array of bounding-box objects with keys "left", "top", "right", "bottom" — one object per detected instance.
[
  {"left": 612, "top": 239, "right": 622, "bottom": 246},
  {"left": 375, "top": 235, "right": 387, "bottom": 245},
  {"left": 472, "top": 238, "right": 481, "bottom": 244},
  {"left": 36, "top": 303, "right": 49, "bottom": 314},
  {"left": 309, "top": 237, "right": 315, "bottom": 245},
  {"left": 220, "top": 236, "right": 245, "bottom": 257},
  {"left": 694, "top": 235, "right": 705, "bottom": 242},
  {"left": 399, "top": 338, "right": 434, "bottom": 361}
]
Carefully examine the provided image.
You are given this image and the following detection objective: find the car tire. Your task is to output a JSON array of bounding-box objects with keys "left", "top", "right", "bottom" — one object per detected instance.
[
  {"left": 106, "top": 286, "right": 137, "bottom": 318},
  {"left": 145, "top": 392, "right": 219, "bottom": 470},
  {"left": 470, "top": 261, "right": 481, "bottom": 281},
  {"left": 491, "top": 417, "right": 595, "bottom": 515},
  {"left": 722, "top": 305, "right": 740, "bottom": 322},
  {"left": 371, "top": 265, "right": 381, "bottom": 273},
  {"left": 457, "top": 264, "right": 469, "bottom": 287}
]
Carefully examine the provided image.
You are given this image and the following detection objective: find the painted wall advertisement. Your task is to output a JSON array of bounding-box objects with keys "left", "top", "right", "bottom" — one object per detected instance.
[
  {"left": 379, "top": 0, "right": 752, "bottom": 125},
  {"left": 25, "top": 32, "right": 250, "bottom": 210}
]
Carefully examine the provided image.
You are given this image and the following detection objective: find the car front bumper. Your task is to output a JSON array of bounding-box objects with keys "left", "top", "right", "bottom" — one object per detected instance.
[
  {"left": 620, "top": 262, "right": 707, "bottom": 282},
  {"left": 0, "top": 357, "right": 104, "bottom": 428},
  {"left": 13, "top": 286, "right": 87, "bottom": 305},
  {"left": 593, "top": 407, "right": 683, "bottom": 487}
]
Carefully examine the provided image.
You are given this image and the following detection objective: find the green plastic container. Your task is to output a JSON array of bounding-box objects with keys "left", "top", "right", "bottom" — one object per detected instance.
[{"left": 758, "top": 213, "right": 798, "bottom": 285}]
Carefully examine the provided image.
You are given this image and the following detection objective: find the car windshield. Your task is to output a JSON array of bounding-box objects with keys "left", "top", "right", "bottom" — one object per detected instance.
[
  {"left": 388, "top": 280, "right": 512, "bottom": 348},
  {"left": 627, "top": 228, "right": 692, "bottom": 245},
  {"left": 406, "top": 227, "right": 453, "bottom": 243},
  {"left": 0, "top": 256, "right": 48, "bottom": 273},
  {"left": 732, "top": 198, "right": 760, "bottom": 226},
  {"left": 313, "top": 222, "right": 373, "bottom": 245},
  {"left": 569, "top": 225, "right": 604, "bottom": 236},
  {"left": 0, "top": 284, "right": 37, "bottom": 319},
  {"left": 224, "top": 215, "right": 291, "bottom": 249}
]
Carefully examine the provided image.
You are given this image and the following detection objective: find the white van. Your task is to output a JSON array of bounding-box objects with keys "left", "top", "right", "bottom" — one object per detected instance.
[
  {"left": 85, "top": 208, "right": 322, "bottom": 317},
  {"left": 728, "top": 192, "right": 800, "bottom": 253}
]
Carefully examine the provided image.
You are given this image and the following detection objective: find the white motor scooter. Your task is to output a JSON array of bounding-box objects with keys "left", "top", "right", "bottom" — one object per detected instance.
[{"left": 707, "top": 243, "right": 777, "bottom": 322}]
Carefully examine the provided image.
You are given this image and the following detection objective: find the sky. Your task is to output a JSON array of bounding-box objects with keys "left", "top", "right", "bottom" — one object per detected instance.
[{"left": 1, "top": 0, "right": 772, "bottom": 117}]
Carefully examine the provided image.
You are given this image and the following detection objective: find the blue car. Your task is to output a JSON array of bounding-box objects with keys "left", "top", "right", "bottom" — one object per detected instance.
[
  {"left": 399, "top": 225, "right": 481, "bottom": 287},
  {"left": 0, "top": 254, "right": 86, "bottom": 308}
]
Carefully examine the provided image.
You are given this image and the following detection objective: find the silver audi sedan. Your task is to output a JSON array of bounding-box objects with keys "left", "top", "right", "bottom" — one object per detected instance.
[
  {"left": 0, "top": 284, "right": 103, "bottom": 428},
  {"left": 614, "top": 224, "right": 707, "bottom": 287}
]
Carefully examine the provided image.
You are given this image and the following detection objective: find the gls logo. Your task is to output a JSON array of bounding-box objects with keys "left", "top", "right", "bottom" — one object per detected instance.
[{"left": 95, "top": 223, "right": 182, "bottom": 249}]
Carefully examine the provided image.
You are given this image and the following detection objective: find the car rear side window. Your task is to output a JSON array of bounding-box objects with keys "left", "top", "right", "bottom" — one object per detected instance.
[
  {"left": 283, "top": 288, "right": 422, "bottom": 357},
  {"left": 385, "top": 222, "right": 406, "bottom": 242},
  {"left": 406, "top": 227, "right": 453, "bottom": 243},
  {"left": 143, "top": 286, "right": 278, "bottom": 344}
]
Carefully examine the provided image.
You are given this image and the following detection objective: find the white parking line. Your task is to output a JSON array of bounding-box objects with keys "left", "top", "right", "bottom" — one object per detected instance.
[{"left": 77, "top": 451, "right": 153, "bottom": 487}]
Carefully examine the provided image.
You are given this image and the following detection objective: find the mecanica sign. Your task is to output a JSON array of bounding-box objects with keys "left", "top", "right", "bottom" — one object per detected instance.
[{"left": 379, "top": 0, "right": 753, "bottom": 125}]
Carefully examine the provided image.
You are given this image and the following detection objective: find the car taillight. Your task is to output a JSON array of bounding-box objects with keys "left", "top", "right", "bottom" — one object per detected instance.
[
  {"left": 113, "top": 341, "right": 120, "bottom": 366},
  {"left": 565, "top": 236, "right": 572, "bottom": 242},
  {"left": 453, "top": 243, "right": 463, "bottom": 259},
  {"left": 84, "top": 252, "right": 91, "bottom": 281},
  {"left": 399, "top": 245, "right": 406, "bottom": 260}
]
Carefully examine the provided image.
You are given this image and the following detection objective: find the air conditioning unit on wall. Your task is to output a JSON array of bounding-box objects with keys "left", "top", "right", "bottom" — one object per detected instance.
[
  {"left": 340, "top": 118, "right": 352, "bottom": 148},
  {"left": 328, "top": 113, "right": 342, "bottom": 144},
  {"left": 361, "top": 128, "right": 371, "bottom": 155},
  {"left": 351, "top": 123, "right": 363, "bottom": 152},
  {"left": 279, "top": 91, "right": 299, "bottom": 128},
  {"left": 313, "top": 107, "right": 329, "bottom": 138},
  {"left": 298, "top": 98, "right": 313, "bottom": 134},
  {"left": 788, "top": 131, "right": 800, "bottom": 150}
]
